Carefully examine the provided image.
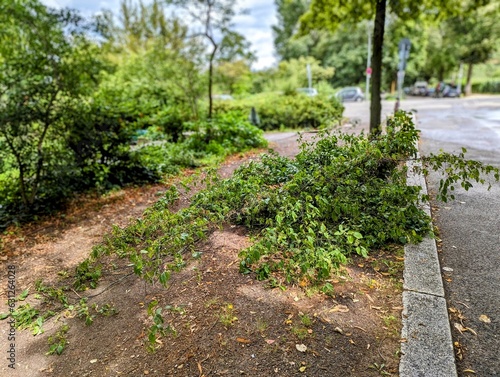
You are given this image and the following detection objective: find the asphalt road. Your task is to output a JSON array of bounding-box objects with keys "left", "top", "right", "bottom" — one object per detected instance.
[{"left": 401, "top": 96, "right": 500, "bottom": 377}]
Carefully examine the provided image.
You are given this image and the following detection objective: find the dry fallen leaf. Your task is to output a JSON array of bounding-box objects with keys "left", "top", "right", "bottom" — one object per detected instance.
[
  {"left": 295, "top": 344, "right": 307, "bottom": 353},
  {"left": 479, "top": 314, "right": 491, "bottom": 323},
  {"left": 454, "top": 323, "right": 467, "bottom": 334},
  {"left": 454, "top": 323, "right": 478, "bottom": 336},
  {"left": 265, "top": 339, "right": 275, "bottom": 344},
  {"left": 236, "top": 337, "right": 251, "bottom": 344},
  {"left": 330, "top": 305, "right": 349, "bottom": 313},
  {"left": 334, "top": 327, "right": 344, "bottom": 334}
]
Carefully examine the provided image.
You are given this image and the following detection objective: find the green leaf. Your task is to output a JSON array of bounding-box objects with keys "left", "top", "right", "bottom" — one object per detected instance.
[
  {"left": 18, "top": 289, "right": 29, "bottom": 301},
  {"left": 353, "top": 232, "right": 363, "bottom": 239}
]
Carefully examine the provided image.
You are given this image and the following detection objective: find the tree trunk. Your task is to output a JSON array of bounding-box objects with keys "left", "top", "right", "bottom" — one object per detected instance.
[
  {"left": 208, "top": 42, "right": 218, "bottom": 119},
  {"left": 465, "top": 63, "right": 473, "bottom": 96},
  {"left": 369, "top": 0, "right": 386, "bottom": 135}
]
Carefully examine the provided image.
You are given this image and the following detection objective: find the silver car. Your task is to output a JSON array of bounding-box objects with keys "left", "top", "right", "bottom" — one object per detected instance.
[{"left": 335, "top": 87, "right": 365, "bottom": 102}]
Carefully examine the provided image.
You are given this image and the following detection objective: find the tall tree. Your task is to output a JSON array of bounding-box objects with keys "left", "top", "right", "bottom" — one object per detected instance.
[
  {"left": 166, "top": 0, "right": 245, "bottom": 119},
  {"left": 446, "top": 3, "right": 500, "bottom": 95},
  {"left": 0, "top": 0, "right": 102, "bottom": 208},
  {"left": 299, "top": 0, "right": 491, "bottom": 134},
  {"left": 95, "top": 0, "right": 207, "bottom": 120},
  {"left": 273, "top": 0, "right": 309, "bottom": 60},
  {"left": 96, "top": 0, "right": 188, "bottom": 53}
]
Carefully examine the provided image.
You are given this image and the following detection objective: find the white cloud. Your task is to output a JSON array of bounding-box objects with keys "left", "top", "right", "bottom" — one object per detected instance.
[
  {"left": 40, "top": 0, "right": 278, "bottom": 70},
  {"left": 234, "top": 0, "right": 278, "bottom": 69}
]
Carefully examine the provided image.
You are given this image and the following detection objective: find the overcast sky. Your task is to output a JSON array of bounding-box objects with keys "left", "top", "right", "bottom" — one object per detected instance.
[{"left": 40, "top": 0, "right": 278, "bottom": 70}]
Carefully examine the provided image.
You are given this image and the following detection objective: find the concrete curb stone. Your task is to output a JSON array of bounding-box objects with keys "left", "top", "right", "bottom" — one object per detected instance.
[{"left": 399, "top": 138, "right": 457, "bottom": 376}]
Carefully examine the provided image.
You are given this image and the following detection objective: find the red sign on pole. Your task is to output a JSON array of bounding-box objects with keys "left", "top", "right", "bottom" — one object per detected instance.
[{"left": 366, "top": 67, "right": 372, "bottom": 75}]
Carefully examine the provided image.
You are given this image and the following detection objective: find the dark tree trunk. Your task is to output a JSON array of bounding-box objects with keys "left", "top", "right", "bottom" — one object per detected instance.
[
  {"left": 465, "top": 63, "right": 473, "bottom": 96},
  {"left": 208, "top": 44, "right": 218, "bottom": 119},
  {"left": 369, "top": 0, "right": 386, "bottom": 135}
]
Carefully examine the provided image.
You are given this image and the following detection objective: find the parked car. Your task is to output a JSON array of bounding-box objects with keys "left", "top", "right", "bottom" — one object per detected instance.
[
  {"left": 444, "top": 85, "right": 460, "bottom": 97},
  {"left": 296, "top": 88, "right": 318, "bottom": 97},
  {"left": 409, "top": 81, "right": 429, "bottom": 96},
  {"left": 434, "top": 82, "right": 460, "bottom": 98},
  {"left": 425, "top": 87, "right": 436, "bottom": 97},
  {"left": 335, "top": 87, "right": 365, "bottom": 102}
]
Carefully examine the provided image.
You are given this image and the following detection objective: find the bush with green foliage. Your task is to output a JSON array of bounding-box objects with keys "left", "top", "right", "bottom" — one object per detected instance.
[
  {"left": 0, "top": 1, "right": 106, "bottom": 224},
  {"left": 183, "top": 111, "right": 268, "bottom": 154},
  {"left": 10, "top": 112, "right": 499, "bottom": 352},
  {"left": 214, "top": 93, "right": 344, "bottom": 130},
  {"left": 471, "top": 81, "right": 500, "bottom": 94},
  {"left": 134, "top": 111, "right": 268, "bottom": 176},
  {"left": 78, "top": 112, "right": 444, "bottom": 292}
]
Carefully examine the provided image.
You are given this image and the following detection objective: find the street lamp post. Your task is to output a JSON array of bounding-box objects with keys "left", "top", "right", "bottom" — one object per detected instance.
[{"left": 395, "top": 38, "right": 411, "bottom": 112}]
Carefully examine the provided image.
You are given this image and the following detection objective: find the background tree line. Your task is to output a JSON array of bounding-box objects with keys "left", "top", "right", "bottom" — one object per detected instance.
[
  {"left": 0, "top": 0, "right": 344, "bottom": 229},
  {"left": 1, "top": 0, "right": 499, "bottom": 228},
  {"left": 274, "top": 0, "right": 500, "bottom": 131}
]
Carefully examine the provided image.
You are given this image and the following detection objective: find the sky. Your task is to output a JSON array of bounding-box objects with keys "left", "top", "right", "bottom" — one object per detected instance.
[{"left": 40, "top": 0, "right": 279, "bottom": 70}]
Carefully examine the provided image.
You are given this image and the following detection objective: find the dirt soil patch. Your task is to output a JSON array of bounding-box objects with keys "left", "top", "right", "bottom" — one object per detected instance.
[{"left": 1, "top": 131, "right": 404, "bottom": 376}]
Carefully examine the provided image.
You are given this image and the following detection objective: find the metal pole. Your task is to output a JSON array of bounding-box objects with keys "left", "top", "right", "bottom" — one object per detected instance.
[
  {"left": 307, "top": 64, "right": 312, "bottom": 90},
  {"left": 366, "top": 26, "right": 371, "bottom": 100},
  {"left": 457, "top": 63, "right": 464, "bottom": 95}
]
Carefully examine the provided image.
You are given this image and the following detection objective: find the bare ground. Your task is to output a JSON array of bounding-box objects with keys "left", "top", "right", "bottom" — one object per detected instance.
[{"left": 0, "top": 129, "right": 404, "bottom": 377}]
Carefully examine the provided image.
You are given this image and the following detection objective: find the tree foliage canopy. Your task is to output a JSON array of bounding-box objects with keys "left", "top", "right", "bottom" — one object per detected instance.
[
  {"left": 0, "top": 0, "right": 103, "bottom": 208},
  {"left": 295, "top": 0, "right": 496, "bottom": 132}
]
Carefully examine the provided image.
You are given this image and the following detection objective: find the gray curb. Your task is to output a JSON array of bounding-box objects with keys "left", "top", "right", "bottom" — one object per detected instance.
[{"left": 399, "top": 144, "right": 458, "bottom": 376}]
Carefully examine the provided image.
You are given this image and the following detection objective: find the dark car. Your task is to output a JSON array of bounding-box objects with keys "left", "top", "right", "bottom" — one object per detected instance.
[
  {"left": 442, "top": 84, "right": 461, "bottom": 98},
  {"left": 434, "top": 82, "right": 460, "bottom": 98},
  {"left": 335, "top": 87, "right": 365, "bottom": 102}
]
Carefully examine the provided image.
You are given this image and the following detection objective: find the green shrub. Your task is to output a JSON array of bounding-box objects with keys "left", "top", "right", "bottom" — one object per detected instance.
[
  {"left": 134, "top": 144, "right": 198, "bottom": 177},
  {"left": 183, "top": 110, "right": 268, "bottom": 154},
  {"left": 135, "top": 107, "right": 190, "bottom": 142},
  {"left": 213, "top": 93, "right": 343, "bottom": 130},
  {"left": 193, "top": 113, "right": 429, "bottom": 283},
  {"left": 471, "top": 81, "right": 500, "bottom": 93},
  {"left": 91, "top": 112, "right": 433, "bottom": 289}
]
